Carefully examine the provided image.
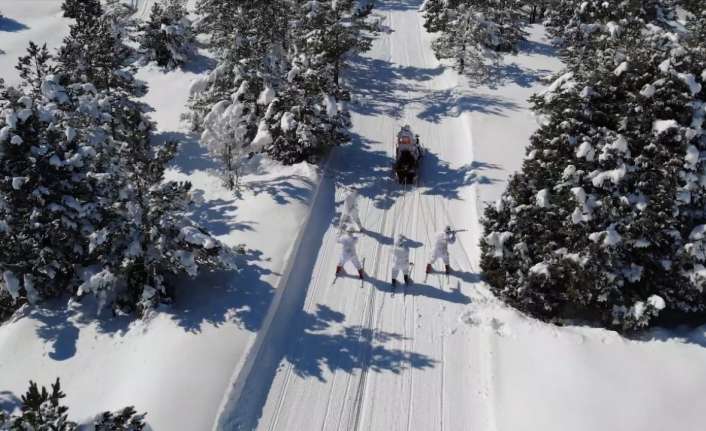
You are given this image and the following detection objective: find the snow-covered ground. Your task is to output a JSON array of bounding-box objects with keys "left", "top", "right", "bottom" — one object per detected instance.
[
  {"left": 2, "top": 1, "right": 706, "bottom": 430},
  {"left": 214, "top": 2, "right": 706, "bottom": 431},
  {"left": 0, "top": 2, "right": 70, "bottom": 78},
  {"left": 0, "top": 2, "right": 319, "bottom": 430}
]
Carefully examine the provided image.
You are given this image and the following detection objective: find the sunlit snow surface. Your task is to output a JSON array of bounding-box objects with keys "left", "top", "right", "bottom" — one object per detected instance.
[{"left": 1, "top": 1, "right": 706, "bottom": 431}]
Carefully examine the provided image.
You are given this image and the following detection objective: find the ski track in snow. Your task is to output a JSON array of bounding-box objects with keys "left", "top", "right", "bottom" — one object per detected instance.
[{"left": 214, "top": 1, "right": 502, "bottom": 430}]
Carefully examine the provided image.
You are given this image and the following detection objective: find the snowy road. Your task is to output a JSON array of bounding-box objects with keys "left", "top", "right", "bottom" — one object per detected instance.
[{"left": 215, "top": 2, "right": 495, "bottom": 430}]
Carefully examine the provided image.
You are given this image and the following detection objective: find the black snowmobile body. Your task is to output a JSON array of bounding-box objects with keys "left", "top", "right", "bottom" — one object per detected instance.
[{"left": 394, "top": 150, "right": 420, "bottom": 185}]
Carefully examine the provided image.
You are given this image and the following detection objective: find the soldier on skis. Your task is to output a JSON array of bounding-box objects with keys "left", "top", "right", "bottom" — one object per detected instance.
[
  {"left": 336, "top": 225, "right": 365, "bottom": 279},
  {"left": 426, "top": 226, "right": 455, "bottom": 275},
  {"left": 340, "top": 187, "right": 363, "bottom": 231},
  {"left": 391, "top": 234, "right": 412, "bottom": 286}
]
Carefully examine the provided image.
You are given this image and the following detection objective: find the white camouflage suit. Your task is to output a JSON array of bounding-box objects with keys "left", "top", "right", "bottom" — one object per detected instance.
[
  {"left": 429, "top": 229, "right": 455, "bottom": 266},
  {"left": 340, "top": 190, "right": 362, "bottom": 231},
  {"left": 391, "top": 235, "right": 411, "bottom": 280},
  {"left": 337, "top": 231, "right": 363, "bottom": 270}
]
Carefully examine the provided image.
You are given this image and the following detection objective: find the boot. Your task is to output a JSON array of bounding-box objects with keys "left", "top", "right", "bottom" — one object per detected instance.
[
  {"left": 392, "top": 278, "right": 397, "bottom": 286},
  {"left": 404, "top": 274, "right": 411, "bottom": 285},
  {"left": 426, "top": 263, "right": 433, "bottom": 274},
  {"left": 445, "top": 264, "right": 451, "bottom": 275},
  {"left": 358, "top": 268, "right": 365, "bottom": 279},
  {"left": 336, "top": 265, "right": 343, "bottom": 275}
]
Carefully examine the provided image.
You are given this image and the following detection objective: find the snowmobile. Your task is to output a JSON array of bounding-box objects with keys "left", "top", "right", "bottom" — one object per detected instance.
[{"left": 394, "top": 125, "right": 423, "bottom": 185}]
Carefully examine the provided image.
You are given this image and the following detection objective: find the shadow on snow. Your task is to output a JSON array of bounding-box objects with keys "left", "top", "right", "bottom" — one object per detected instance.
[
  {"left": 167, "top": 247, "right": 274, "bottom": 334},
  {"left": 373, "top": 0, "right": 425, "bottom": 11},
  {"left": 0, "top": 17, "right": 29, "bottom": 33},
  {"left": 286, "top": 304, "right": 436, "bottom": 382},
  {"left": 421, "top": 150, "right": 500, "bottom": 200}
]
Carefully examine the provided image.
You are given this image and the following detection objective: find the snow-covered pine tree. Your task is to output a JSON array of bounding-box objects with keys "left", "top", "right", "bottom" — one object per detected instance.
[
  {"left": 544, "top": 0, "right": 673, "bottom": 64},
  {"left": 93, "top": 407, "right": 147, "bottom": 431},
  {"left": 263, "top": 0, "right": 361, "bottom": 164},
  {"left": 61, "top": 0, "right": 103, "bottom": 20},
  {"left": 139, "top": 0, "right": 194, "bottom": 69},
  {"left": 192, "top": 0, "right": 373, "bottom": 168},
  {"left": 0, "top": 46, "right": 107, "bottom": 311},
  {"left": 189, "top": 0, "right": 288, "bottom": 125},
  {"left": 307, "top": 0, "right": 374, "bottom": 89},
  {"left": 527, "top": 0, "right": 551, "bottom": 24},
  {"left": 685, "top": 6, "right": 706, "bottom": 43},
  {"left": 429, "top": 0, "right": 527, "bottom": 77},
  {"left": 190, "top": 0, "right": 290, "bottom": 181},
  {"left": 13, "top": 379, "right": 76, "bottom": 431},
  {"left": 194, "top": 0, "right": 238, "bottom": 57},
  {"left": 57, "top": 12, "right": 142, "bottom": 97},
  {"left": 1, "top": 379, "right": 147, "bottom": 430},
  {"left": 83, "top": 105, "right": 237, "bottom": 315},
  {"left": 421, "top": 0, "right": 462, "bottom": 32},
  {"left": 481, "top": 20, "right": 706, "bottom": 331},
  {"left": 200, "top": 81, "right": 258, "bottom": 189}
]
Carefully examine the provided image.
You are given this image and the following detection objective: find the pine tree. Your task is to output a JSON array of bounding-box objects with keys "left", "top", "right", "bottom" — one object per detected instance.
[
  {"left": 428, "top": 0, "right": 527, "bottom": 77},
  {"left": 421, "top": 0, "right": 462, "bottom": 32},
  {"left": 93, "top": 407, "right": 147, "bottom": 431},
  {"left": 263, "top": 0, "right": 360, "bottom": 164},
  {"left": 15, "top": 42, "right": 55, "bottom": 96},
  {"left": 0, "top": 47, "right": 105, "bottom": 309},
  {"left": 82, "top": 106, "right": 237, "bottom": 315},
  {"left": 57, "top": 14, "right": 142, "bottom": 96},
  {"left": 139, "top": 0, "right": 194, "bottom": 69},
  {"left": 191, "top": 0, "right": 372, "bottom": 166},
  {"left": 200, "top": 82, "right": 258, "bottom": 189},
  {"left": 1, "top": 379, "right": 147, "bottom": 430},
  {"left": 481, "top": 21, "right": 706, "bottom": 331},
  {"left": 61, "top": 0, "right": 102, "bottom": 20},
  {"left": 13, "top": 379, "right": 77, "bottom": 430},
  {"left": 545, "top": 0, "right": 674, "bottom": 65}
]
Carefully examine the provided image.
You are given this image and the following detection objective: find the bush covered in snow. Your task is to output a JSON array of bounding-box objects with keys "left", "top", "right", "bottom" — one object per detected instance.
[
  {"left": 0, "top": 39, "right": 236, "bottom": 318},
  {"left": 138, "top": 0, "right": 194, "bottom": 69},
  {"left": 422, "top": 0, "right": 527, "bottom": 77},
  {"left": 0, "top": 379, "right": 146, "bottom": 430},
  {"left": 481, "top": 17, "right": 706, "bottom": 331},
  {"left": 189, "top": 0, "right": 374, "bottom": 174}
]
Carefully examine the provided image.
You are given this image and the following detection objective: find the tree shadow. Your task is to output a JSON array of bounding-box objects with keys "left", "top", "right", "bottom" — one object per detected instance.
[
  {"left": 247, "top": 175, "right": 316, "bottom": 206},
  {"left": 0, "top": 17, "right": 29, "bottom": 33},
  {"left": 373, "top": 0, "right": 424, "bottom": 11},
  {"left": 285, "top": 304, "right": 436, "bottom": 382},
  {"left": 421, "top": 151, "right": 500, "bottom": 200},
  {"left": 187, "top": 198, "right": 251, "bottom": 236},
  {"left": 478, "top": 62, "right": 554, "bottom": 90},
  {"left": 0, "top": 391, "right": 21, "bottom": 414},
  {"left": 160, "top": 131, "right": 221, "bottom": 175},
  {"left": 347, "top": 56, "right": 415, "bottom": 118},
  {"left": 28, "top": 306, "right": 80, "bottom": 361},
  {"left": 226, "top": 296, "right": 436, "bottom": 429},
  {"left": 415, "top": 88, "right": 520, "bottom": 123},
  {"left": 167, "top": 248, "right": 274, "bottom": 334},
  {"left": 346, "top": 55, "right": 443, "bottom": 118},
  {"left": 520, "top": 38, "right": 558, "bottom": 58},
  {"left": 330, "top": 133, "right": 404, "bottom": 211},
  {"left": 182, "top": 50, "right": 217, "bottom": 74}
]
